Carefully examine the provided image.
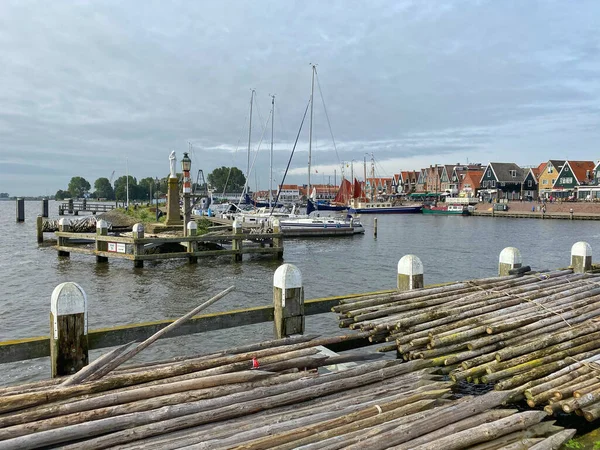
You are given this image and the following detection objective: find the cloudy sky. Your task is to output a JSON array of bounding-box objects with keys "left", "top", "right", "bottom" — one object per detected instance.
[{"left": 1, "top": 0, "right": 600, "bottom": 196}]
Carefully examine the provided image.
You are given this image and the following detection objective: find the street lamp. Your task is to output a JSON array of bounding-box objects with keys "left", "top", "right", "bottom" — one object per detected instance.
[
  {"left": 181, "top": 152, "right": 192, "bottom": 235},
  {"left": 154, "top": 177, "right": 160, "bottom": 222}
]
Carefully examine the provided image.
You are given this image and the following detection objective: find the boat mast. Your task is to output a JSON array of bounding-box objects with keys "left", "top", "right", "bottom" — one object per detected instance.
[
  {"left": 308, "top": 64, "right": 316, "bottom": 200},
  {"left": 370, "top": 153, "right": 375, "bottom": 202},
  {"left": 246, "top": 89, "right": 255, "bottom": 195},
  {"left": 270, "top": 94, "right": 275, "bottom": 208}
]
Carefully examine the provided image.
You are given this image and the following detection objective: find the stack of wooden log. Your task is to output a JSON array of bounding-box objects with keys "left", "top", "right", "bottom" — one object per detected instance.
[
  {"left": 43, "top": 217, "right": 112, "bottom": 232},
  {"left": 336, "top": 270, "right": 600, "bottom": 420},
  {"left": 0, "top": 333, "right": 575, "bottom": 449}
]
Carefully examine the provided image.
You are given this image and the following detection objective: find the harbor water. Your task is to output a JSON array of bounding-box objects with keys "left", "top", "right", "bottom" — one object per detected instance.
[{"left": 1, "top": 199, "right": 598, "bottom": 386}]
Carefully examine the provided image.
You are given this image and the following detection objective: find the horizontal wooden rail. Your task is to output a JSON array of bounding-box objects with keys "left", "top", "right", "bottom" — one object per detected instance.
[
  {"left": 54, "top": 232, "right": 282, "bottom": 244},
  {"left": 0, "top": 290, "right": 394, "bottom": 364}
]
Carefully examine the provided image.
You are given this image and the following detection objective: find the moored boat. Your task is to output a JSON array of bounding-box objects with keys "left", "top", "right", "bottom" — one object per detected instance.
[
  {"left": 422, "top": 204, "right": 471, "bottom": 215},
  {"left": 272, "top": 215, "right": 364, "bottom": 237},
  {"left": 348, "top": 200, "right": 423, "bottom": 214}
]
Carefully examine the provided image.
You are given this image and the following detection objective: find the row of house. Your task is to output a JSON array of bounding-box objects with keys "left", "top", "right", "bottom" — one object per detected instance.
[
  {"left": 388, "top": 160, "right": 600, "bottom": 201},
  {"left": 252, "top": 160, "right": 600, "bottom": 204}
]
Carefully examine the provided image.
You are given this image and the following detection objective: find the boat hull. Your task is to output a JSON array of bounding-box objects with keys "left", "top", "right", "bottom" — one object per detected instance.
[
  {"left": 348, "top": 206, "right": 423, "bottom": 214},
  {"left": 422, "top": 207, "right": 470, "bottom": 215}
]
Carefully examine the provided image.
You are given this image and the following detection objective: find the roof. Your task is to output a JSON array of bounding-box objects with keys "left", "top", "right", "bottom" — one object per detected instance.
[
  {"left": 488, "top": 163, "right": 525, "bottom": 182},
  {"left": 462, "top": 170, "right": 484, "bottom": 189},
  {"left": 279, "top": 184, "right": 300, "bottom": 190},
  {"left": 547, "top": 160, "right": 566, "bottom": 171},
  {"left": 565, "top": 161, "right": 596, "bottom": 182}
]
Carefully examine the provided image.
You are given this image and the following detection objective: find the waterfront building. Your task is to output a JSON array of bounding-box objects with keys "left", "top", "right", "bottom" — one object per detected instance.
[
  {"left": 577, "top": 161, "right": 600, "bottom": 200},
  {"left": 551, "top": 160, "right": 595, "bottom": 199},
  {"left": 522, "top": 163, "right": 546, "bottom": 200},
  {"left": 415, "top": 168, "right": 428, "bottom": 193},
  {"left": 479, "top": 162, "right": 525, "bottom": 201},
  {"left": 276, "top": 184, "right": 302, "bottom": 203},
  {"left": 537, "top": 160, "right": 565, "bottom": 198},
  {"left": 458, "top": 169, "right": 484, "bottom": 198}
]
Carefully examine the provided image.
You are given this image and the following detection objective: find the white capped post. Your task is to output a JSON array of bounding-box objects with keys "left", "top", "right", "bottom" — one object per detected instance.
[
  {"left": 571, "top": 242, "right": 592, "bottom": 273},
  {"left": 397, "top": 255, "right": 424, "bottom": 291},
  {"left": 273, "top": 264, "right": 304, "bottom": 339},
  {"left": 187, "top": 221, "right": 198, "bottom": 264},
  {"left": 50, "top": 282, "right": 89, "bottom": 377},
  {"left": 499, "top": 247, "right": 522, "bottom": 276},
  {"left": 96, "top": 219, "right": 109, "bottom": 263},
  {"left": 58, "top": 218, "right": 71, "bottom": 257},
  {"left": 132, "top": 223, "right": 144, "bottom": 268}
]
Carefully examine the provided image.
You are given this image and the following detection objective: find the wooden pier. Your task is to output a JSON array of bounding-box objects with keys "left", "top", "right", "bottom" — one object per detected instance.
[
  {"left": 52, "top": 219, "right": 283, "bottom": 267},
  {"left": 472, "top": 209, "right": 600, "bottom": 220},
  {"left": 58, "top": 199, "right": 116, "bottom": 215}
]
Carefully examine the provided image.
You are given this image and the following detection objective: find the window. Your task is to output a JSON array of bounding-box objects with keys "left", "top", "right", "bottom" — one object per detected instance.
[
  {"left": 542, "top": 179, "right": 548, "bottom": 185},
  {"left": 548, "top": 166, "right": 554, "bottom": 174},
  {"left": 491, "top": 180, "right": 496, "bottom": 188},
  {"left": 565, "top": 166, "right": 569, "bottom": 173},
  {"left": 510, "top": 170, "right": 516, "bottom": 177},
  {"left": 552, "top": 179, "right": 556, "bottom": 184},
  {"left": 528, "top": 180, "right": 532, "bottom": 187},
  {"left": 487, "top": 169, "right": 491, "bottom": 177}
]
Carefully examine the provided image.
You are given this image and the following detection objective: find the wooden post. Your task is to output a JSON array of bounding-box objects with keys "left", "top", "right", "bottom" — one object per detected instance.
[
  {"left": 68, "top": 198, "right": 74, "bottom": 214},
  {"left": 571, "top": 241, "right": 592, "bottom": 273},
  {"left": 374, "top": 217, "right": 378, "bottom": 238},
  {"left": 570, "top": 208, "right": 574, "bottom": 220},
  {"left": 50, "top": 282, "right": 89, "bottom": 377},
  {"left": 187, "top": 221, "right": 198, "bottom": 264},
  {"left": 232, "top": 219, "right": 243, "bottom": 262},
  {"left": 57, "top": 218, "right": 70, "bottom": 257},
  {"left": 36, "top": 215, "right": 43, "bottom": 244},
  {"left": 96, "top": 219, "right": 108, "bottom": 263},
  {"left": 41, "top": 198, "right": 49, "bottom": 218},
  {"left": 498, "top": 246, "right": 522, "bottom": 276},
  {"left": 397, "top": 254, "right": 424, "bottom": 291},
  {"left": 15, "top": 198, "right": 24, "bottom": 222},
  {"left": 132, "top": 223, "right": 144, "bottom": 268},
  {"left": 272, "top": 218, "right": 283, "bottom": 260},
  {"left": 273, "top": 264, "right": 304, "bottom": 339}
]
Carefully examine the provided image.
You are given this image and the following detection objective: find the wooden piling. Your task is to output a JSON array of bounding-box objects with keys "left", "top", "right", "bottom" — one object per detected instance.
[
  {"left": 374, "top": 217, "right": 378, "bottom": 238},
  {"left": 397, "top": 255, "right": 424, "bottom": 291},
  {"left": 273, "top": 264, "right": 304, "bottom": 339},
  {"left": 16, "top": 198, "right": 25, "bottom": 222},
  {"left": 96, "top": 219, "right": 108, "bottom": 263},
  {"left": 272, "top": 219, "right": 283, "bottom": 260},
  {"left": 232, "top": 220, "right": 243, "bottom": 262},
  {"left": 187, "top": 221, "right": 198, "bottom": 264},
  {"left": 36, "top": 216, "right": 43, "bottom": 244},
  {"left": 50, "top": 282, "right": 89, "bottom": 377},
  {"left": 57, "top": 218, "right": 70, "bottom": 257},
  {"left": 571, "top": 242, "right": 592, "bottom": 273},
  {"left": 498, "top": 247, "right": 522, "bottom": 276},
  {"left": 68, "top": 198, "right": 74, "bottom": 214},
  {"left": 41, "top": 198, "right": 49, "bottom": 218},
  {"left": 132, "top": 223, "right": 145, "bottom": 268}
]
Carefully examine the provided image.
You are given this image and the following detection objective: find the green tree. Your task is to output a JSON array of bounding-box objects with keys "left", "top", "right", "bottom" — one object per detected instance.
[
  {"left": 138, "top": 177, "right": 157, "bottom": 201},
  {"left": 113, "top": 175, "right": 137, "bottom": 202},
  {"left": 55, "top": 189, "right": 69, "bottom": 200},
  {"left": 68, "top": 176, "right": 91, "bottom": 198},
  {"left": 208, "top": 167, "right": 246, "bottom": 193},
  {"left": 93, "top": 177, "right": 115, "bottom": 200}
]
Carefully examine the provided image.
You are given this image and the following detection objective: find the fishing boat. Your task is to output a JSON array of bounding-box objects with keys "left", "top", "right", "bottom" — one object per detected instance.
[
  {"left": 422, "top": 204, "right": 471, "bottom": 215},
  {"left": 348, "top": 199, "right": 423, "bottom": 214}
]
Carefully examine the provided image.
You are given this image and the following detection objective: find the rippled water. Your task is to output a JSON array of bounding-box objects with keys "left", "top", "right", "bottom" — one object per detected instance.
[{"left": 1, "top": 199, "right": 598, "bottom": 385}]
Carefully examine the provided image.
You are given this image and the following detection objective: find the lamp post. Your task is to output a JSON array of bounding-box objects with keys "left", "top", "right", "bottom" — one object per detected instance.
[
  {"left": 181, "top": 152, "right": 192, "bottom": 235},
  {"left": 155, "top": 177, "right": 160, "bottom": 222}
]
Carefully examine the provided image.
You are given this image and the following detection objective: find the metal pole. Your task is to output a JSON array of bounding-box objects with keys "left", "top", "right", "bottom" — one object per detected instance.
[
  {"left": 155, "top": 179, "right": 159, "bottom": 222},
  {"left": 246, "top": 89, "right": 254, "bottom": 195},
  {"left": 270, "top": 94, "right": 275, "bottom": 208},
  {"left": 308, "top": 65, "right": 315, "bottom": 199},
  {"left": 126, "top": 157, "right": 129, "bottom": 210}
]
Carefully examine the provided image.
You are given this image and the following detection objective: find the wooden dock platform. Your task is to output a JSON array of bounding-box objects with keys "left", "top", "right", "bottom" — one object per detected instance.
[{"left": 58, "top": 199, "right": 116, "bottom": 215}]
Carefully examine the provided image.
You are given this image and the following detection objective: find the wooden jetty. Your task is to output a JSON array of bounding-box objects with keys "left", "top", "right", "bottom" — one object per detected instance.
[
  {"left": 47, "top": 218, "right": 283, "bottom": 267},
  {"left": 58, "top": 199, "right": 116, "bottom": 215},
  {"left": 3, "top": 244, "right": 600, "bottom": 447},
  {"left": 472, "top": 209, "right": 600, "bottom": 220}
]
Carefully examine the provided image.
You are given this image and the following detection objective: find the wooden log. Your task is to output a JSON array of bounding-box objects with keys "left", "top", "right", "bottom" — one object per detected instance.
[
  {"left": 465, "top": 421, "right": 564, "bottom": 450},
  {"left": 407, "top": 411, "right": 548, "bottom": 450},
  {"left": 339, "top": 391, "right": 513, "bottom": 450},
  {"left": 556, "top": 376, "right": 600, "bottom": 400},
  {"left": 527, "top": 372, "right": 596, "bottom": 407},
  {"left": 8, "top": 361, "right": 430, "bottom": 449},
  {"left": 391, "top": 409, "right": 518, "bottom": 450},
  {"left": 85, "top": 286, "right": 235, "bottom": 382},
  {"left": 523, "top": 355, "right": 600, "bottom": 398},
  {"left": 528, "top": 429, "right": 576, "bottom": 450}
]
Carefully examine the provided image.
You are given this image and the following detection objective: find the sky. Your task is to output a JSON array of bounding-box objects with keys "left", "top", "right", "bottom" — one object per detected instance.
[{"left": 1, "top": 0, "right": 600, "bottom": 196}]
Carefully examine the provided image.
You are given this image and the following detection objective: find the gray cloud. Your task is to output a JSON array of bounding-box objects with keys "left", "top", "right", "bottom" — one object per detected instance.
[{"left": 1, "top": 0, "right": 599, "bottom": 195}]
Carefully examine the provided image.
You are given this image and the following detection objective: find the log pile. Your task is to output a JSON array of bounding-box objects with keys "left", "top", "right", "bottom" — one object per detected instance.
[
  {"left": 0, "top": 333, "right": 575, "bottom": 449},
  {"left": 43, "top": 216, "right": 113, "bottom": 232},
  {"left": 336, "top": 270, "right": 600, "bottom": 420}
]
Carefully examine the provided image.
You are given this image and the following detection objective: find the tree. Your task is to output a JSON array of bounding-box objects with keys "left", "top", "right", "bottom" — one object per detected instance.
[
  {"left": 68, "top": 177, "right": 91, "bottom": 198},
  {"left": 55, "top": 189, "right": 69, "bottom": 200},
  {"left": 208, "top": 167, "right": 246, "bottom": 193},
  {"left": 93, "top": 177, "right": 115, "bottom": 200},
  {"left": 113, "top": 175, "right": 137, "bottom": 202}
]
